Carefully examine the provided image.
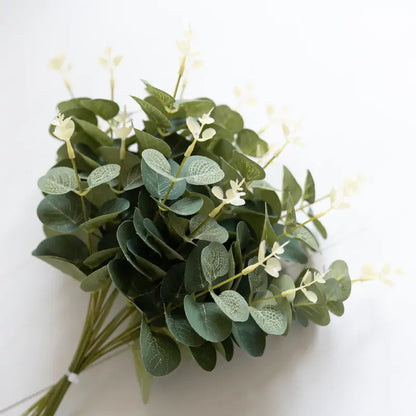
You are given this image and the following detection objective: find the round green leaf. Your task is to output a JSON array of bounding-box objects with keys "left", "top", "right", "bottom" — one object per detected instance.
[
  {"left": 80, "top": 265, "right": 110, "bottom": 292},
  {"left": 184, "top": 295, "right": 232, "bottom": 342},
  {"left": 141, "top": 159, "right": 186, "bottom": 200},
  {"left": 236, "top": 129, "right": 269, "bottom": 157},
  {"left": 87, "top": 164, "right": 121, "bottom": 188},
  {"left": 168, "top": 197, "right": 203, "bottom": 216},
  {"left": 182, "top": 156, "right": 225, "bottom": 185},
  {"left": 142, "top": 149, "right": 173, "bottom": 178},
  {"left": 211, "top": 290, "right": 249, "bottom": 322},
  {"left": 80, "top": 198, "right": 129, "bottom": 232},
  {"left": 249, "top": 304, "right": 287, "bottom": 335},
  {"left": 135, "top": 129, "right": 172, "bottom": 157},
  {"left": 232, "top": 316, "right": 266, "bottom": 357},
  {"left": 190, "top": 342, "right": 217, "bottom": 372},
  {"left": 165, "top": 309, "right": 204, "bottom": 347},
  {"left": 38, "top": 167, "right": 78, "bottom": 195},
  {"left": 201, "top": 242, "right": 229, "bottom": 283},
  {"left": 80, "top": 99, "right": 119, "bottom": 120},
  {"left": 140, "top": 320, "right": 181, "bottom": 377},
  {"left": 189, "top": 215, "right": 229, "bottom": 243},
  {"left": 37, "top": 193, "right": 86, "bottom": 232}
]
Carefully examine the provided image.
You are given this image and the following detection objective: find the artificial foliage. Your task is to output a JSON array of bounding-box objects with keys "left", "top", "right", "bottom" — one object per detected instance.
[{"left": 27, "top": 50, "right": 355, "bottom": 415}]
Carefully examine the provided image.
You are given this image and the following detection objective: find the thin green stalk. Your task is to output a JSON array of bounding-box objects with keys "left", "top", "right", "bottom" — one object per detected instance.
[
  {"left": 262, "top": 140, "right": 289, "bottom": 170},
  {"left": 70, "top": 157, "right": 92, "bottom": 254}
]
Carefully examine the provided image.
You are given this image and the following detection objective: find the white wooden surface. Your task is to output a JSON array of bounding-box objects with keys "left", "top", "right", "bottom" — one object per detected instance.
[{"left": 0, "top": 1, "right": 415, "bottom": 415}]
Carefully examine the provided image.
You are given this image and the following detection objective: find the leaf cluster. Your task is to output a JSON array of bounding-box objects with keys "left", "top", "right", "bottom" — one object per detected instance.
[{"left": 34, "top": 84, "right": 351, "bottom": 379}]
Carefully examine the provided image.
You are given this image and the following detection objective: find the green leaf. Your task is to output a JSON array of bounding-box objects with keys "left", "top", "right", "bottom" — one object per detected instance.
[
  {"left": 80, "top": 265, "right": 110, "bottom": 292},
  {"left": 177, "top": 98, "right": 215, "bottom": 117},
  {"left": 190, "top": 342, "right": 217, "bottom": 372},
  {"left": 141, "top": 158, "right": 186, "bottom": 200},
  {"left": 57, "top": 98, "right": 97, "bottom": 125},
  {"left": 236, "top": 129, "right": 268, "bottom": 157},
  {"left": 80, "top": 99, "right": 119, "bottom": 120},
  {"left": 291, "top": 226, "right": 319, "bottom": 251},
  {"left": 161, "top": 263, "right": 186, "bottom": 304},
  {"left": 248, "top": 257, "right": 268, "bottom": 294},
  {"left": 142, "top": 218, "right": 184, "bottom": 261},
  {"left": 74, "top": 118, "right": 113, "bottom": 146},
  {"left": 189, "top": 215, "right": 229, "bottom": 243},
  {"left": 142, "top": 149, "right": 175, "bottom": 179},
  {"left": 294, "top": 278, "right": 330, "bottom": 326},
  {"left": 32, "top": 235, "right": 88, "bottom": 281},
  {"left": 251, "top": 185, "right": 281, "bottom": 220},
  {"left": 122, "top": 164, "right": 143, "bottom": 191},
  {"left": 231, "top": 151, "right": 265, "bottom": 182},
  {"left": 215, "top": 337, "right": 234, "bottom": 362},
  {"left": 80, "top": 198, "right": 129, "bottom": 232},
  {"left": 117, "top": 221, "right": 147, "bottom": 275},
  {"left": 98, "top": 146, "right": 140, "bottom": 170},
  {"left": 324, "top": 260, "right": 351, "bottom": 302},
  {"left": 185, "top": 241, "right": 210, "bottom": 293},
  {"left": 83, "top": 247, "right": 120, "bottom": 269},
  {"left": 131, "top": 340, "right": 153, "bottom": 404},
  {"left": 74, "top": 143, "right": 101, "bottom": 169},
  {"left": 249, "top": 304, "right": 287, "bottom": 335},
  {"left": 282, "top": 166, "right": 302, "bottom": 209},
  {"left": 140, "top": 320, "right": 181, "bottom": 377},
  {"left": 142, "top": 80, "right": 175, "bottom": 107},
  {"left": 212, "top": 105, "right": 243, "bottom": 133},
  {"left": 87, "top": 164, "right": 121, "bottom": 188},
  {"left": 165, "top": 309, "right": 204, "bottom": 347},
  {"left": 273, "top": 274, "right": 296, "bottom": 302},
  {"left": 168, "top": 197, "right": 203, "bottom": 216},
  {"left": 131, "top": 96, "right": 171, "bottom": 129},
  {"left": 38, "top": 167, "right": 78, "bottom": 195},
  {"left": 232, "top": 316, "right": 266, "bottom": 357},
  {"left": 182, "top": 156, "right": 225, "bottom": 185},
  {"left": 303, "top": 170, "right": 315, "bottom": 203},
  {"left": 284, "top": 193, "right": 297, "bottom": 229},
  {"left": 201, "top": 242, "right": 229, "bottom": 283},
  {"left": 133, "top": 208, "right": 161, "bottom": 256},
  {"left": 211, "top": 290, "right": 249, "bottom": 322},
  {"left": 184, "top": 295, "right": 232, "bottom": 342},
  {"left": 261, "top": 205, "right": 278, "bottom": 247},
  {"left": 37, "top": 193, "right": 86, "bottom": 232},
  {"left": 108, "top": 259, "right": 158, "bottom": 314},
  {"left": 127, "top": 239, "right": 166, "bottom": 280},
  {"left": 135, "top": 129, "right": 172, "bottom": 157}
]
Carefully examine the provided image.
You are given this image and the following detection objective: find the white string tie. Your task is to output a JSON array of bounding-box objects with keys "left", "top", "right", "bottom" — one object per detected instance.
[{"left": 65, "top": 370, "right": 80, "bottom": 384}]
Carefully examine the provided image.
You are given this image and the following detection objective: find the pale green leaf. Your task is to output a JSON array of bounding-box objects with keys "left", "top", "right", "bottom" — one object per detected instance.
[
  {"left": 38, "top": 167, "right": 78, "bottom": 195},
  {"left": 201, "top": 242, "right": 229, "bottom": 283},
  {"left": 211, "top": 290, "right": 249, "bottom": 322},
  {"left": 87, "top": 164, "right": 120, "bottom": 188}
]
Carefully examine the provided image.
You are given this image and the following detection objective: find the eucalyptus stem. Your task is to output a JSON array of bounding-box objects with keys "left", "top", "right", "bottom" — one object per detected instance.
[
  {"left": 262, "top": 140, "right": 289, "bottom": 170},
  {"left": 23, "top": 287, "right": 138, "bottom": 416},
  {"left": 70, "top": 157, "right": 92, "bottom": 254}
]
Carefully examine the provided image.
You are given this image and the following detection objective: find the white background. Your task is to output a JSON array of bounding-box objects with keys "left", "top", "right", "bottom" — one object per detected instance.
[{"left": 0, "top": 0, "right": 415, "bottom": 415}]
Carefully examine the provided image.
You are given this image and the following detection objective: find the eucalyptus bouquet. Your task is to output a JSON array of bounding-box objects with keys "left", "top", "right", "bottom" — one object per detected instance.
[{"left": 26, "top": 46, "right": 357, "bottom": 415}]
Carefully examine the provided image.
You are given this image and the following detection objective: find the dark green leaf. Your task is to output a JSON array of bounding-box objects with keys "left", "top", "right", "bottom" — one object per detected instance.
[
  {"left": 190, "top": 342, "right": 217, "bottom": 372},
  {"left": 303, "top": 170, "right": 315, "bottom": 203},
  {"left": 37, "top": 193, "right": 87, "bottom": 232},
  {"left": 282, "top": 166, "right": 302, "bottom": 209},
  {"left": 80, "top": 99, "right": 119, "bottom": 120},
  {"left": 184, "top": 295, "right": 232, "bottom": 342},
  {"left": 140, "top": 320, "right": 181, "bottom": 376}
]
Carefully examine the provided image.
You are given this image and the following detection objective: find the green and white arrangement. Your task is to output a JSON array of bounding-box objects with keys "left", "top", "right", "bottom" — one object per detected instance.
[{"left": 27, "top": 40, "right": 363, "bottom": 415}]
